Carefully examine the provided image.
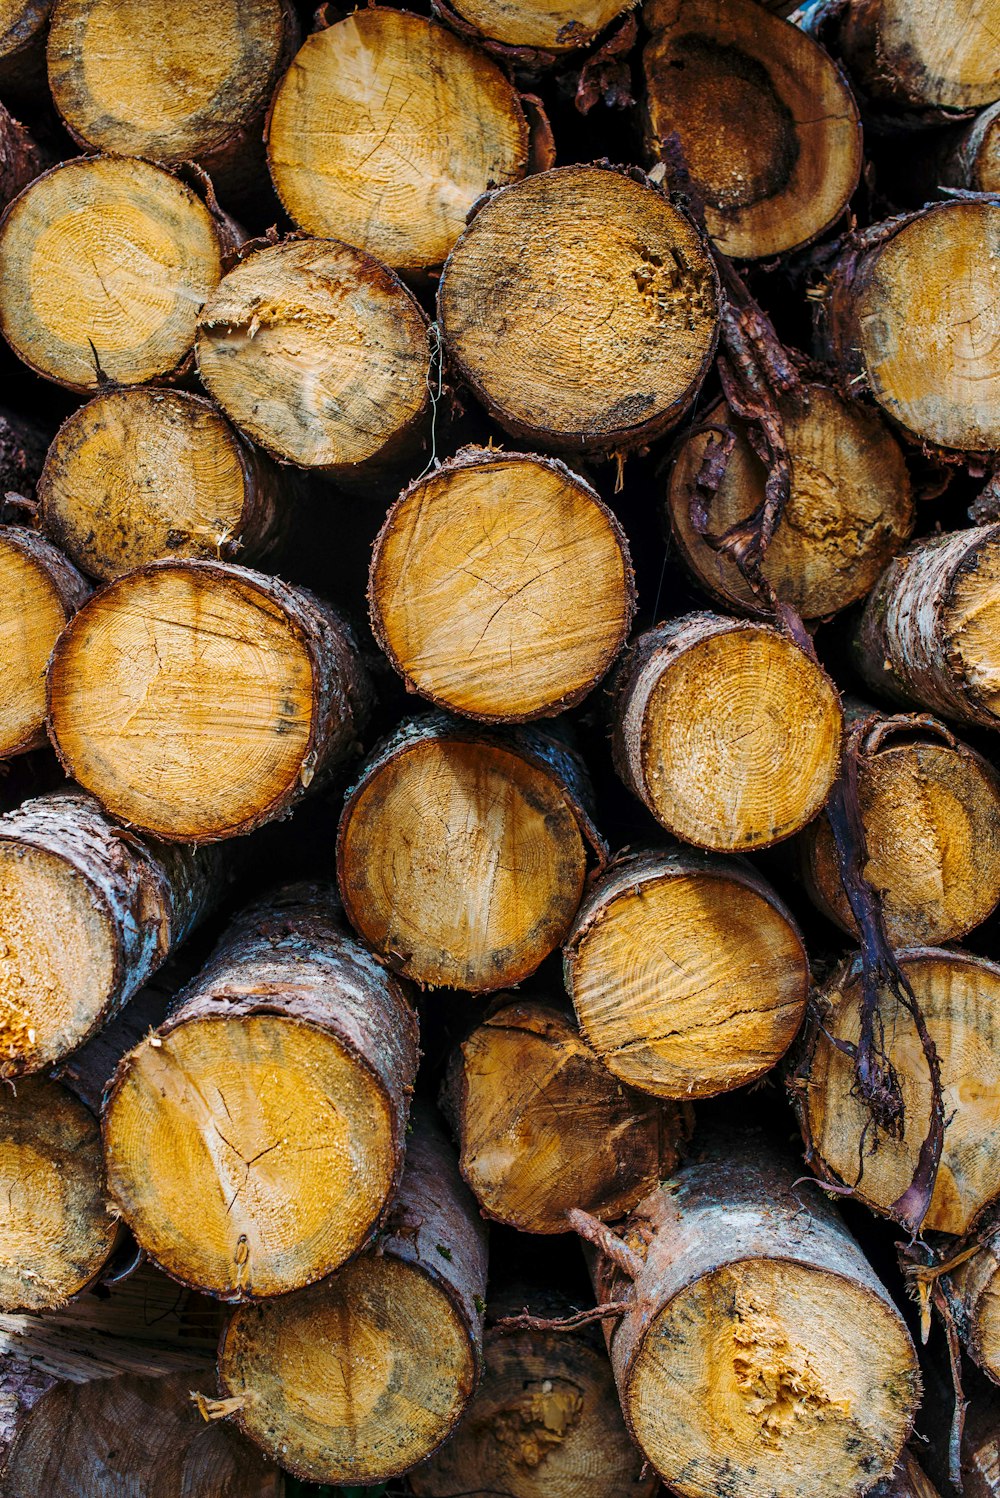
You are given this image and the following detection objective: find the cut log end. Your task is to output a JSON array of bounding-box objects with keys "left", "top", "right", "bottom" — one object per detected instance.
[
  {"left": 839, "top": 0, "right": 1000, "bottom": 111},
  {"left": 446, "top": 0, "right": 628, "bottom": 50},
  {"left": 0, "top": 527, "right": 89, "bottom": 758}
]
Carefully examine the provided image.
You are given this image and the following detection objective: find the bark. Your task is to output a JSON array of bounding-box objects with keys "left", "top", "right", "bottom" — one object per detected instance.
[
  {"left": 938, "top": 100, "right": 1000, "bottom": 193},
  {"left": 0, "top": 100, "right": 47, "bottom": 212},
  {"left": 837, "top": 0, "right": 1000, "bottom": 112}
]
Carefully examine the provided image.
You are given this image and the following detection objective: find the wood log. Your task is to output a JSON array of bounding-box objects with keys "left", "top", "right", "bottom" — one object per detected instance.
[
  {"left": 643, "top": 0, "right": 861, "bottom": 259},
  {"left": 369, "top": 447, "right": 635, "bottom": 722},
  {"left": 664, "top": 385, "right": 914, "bottom": 619},
  {"left": 266, "top": 8, "right": 528, "bottom": 276},
  {"left": 793, "top": 947, "right": 1000, "bottom": 1235},
  {"left": 0, "top": 525, "right": 89, "bottom": 758},
  {"left": 442, "top": 997, "right": 691, "bottom": 1233},
  {"left": 217, "top": 1107, "right": 488, "bottom": 1486},
  {"left": 564, "top": 848, "right": 809, "bottom": 1099},
  {"left": 38, "top": 388, "right": 289, "bottom": 581},
  {"left": 584, "top": 1131, "right": 919, "bottom": 1497},
  {"left": 47, "top": 558, "right": 373, "bottom": 841},
  {"left": 825, "top": 202, "right": 1000, "bottom": 451},
  {"left": 964, "top": 1394, "right": 1000, "bottom": 1497},
  {"left": 837, "top": 0, "right": 1000, "bottom": 112},
  {"left": 951, "top": 1226, "right": 1000, "bottom": 1387},
  {"left": 611, "top": 613, "right": 843, "bottom": 851},
  {"left": 441, "top": 0, "right": 629, "bottom": 50},
  {"left": 103, "top": 882, "right": 419, "bottom": 1300},
  {"left": 800, "top": 709, "right": 1000, "bottom": 945},
  {"left": 872, "top": 1451, "right": 941, "bottom": 1497},
  {"left": 0, "top": 101, "right": 47, "bottom": 212},
  {"left": 0, "top": 0, "right": 49, "bottom": 101},
  {"left": 853, "top": 526, "right": 1000, "bottom": 729},
  {"left": 938, "top": 99, "right": 1000, "bottom": 193},
  {"left": 336, "top": 712, "right": 602, "bottom": 991},
  {"left": 437, "top": 164, "right": 720, "bottom": 454},
  {"left": 0, "top": 155, "right": 227, "bottom": 393},
  {"left": 0, "top": 404, "right": 47, "bottom": 499}
]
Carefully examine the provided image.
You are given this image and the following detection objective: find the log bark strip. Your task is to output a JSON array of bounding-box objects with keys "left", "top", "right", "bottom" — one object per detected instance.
[
  {"left": 218, "top": 1107, "right": 488, "bottom": 1485},
  {"left": 48, "top": 559, "right": 373, "bottom": 842},
  {"left": 103, "top": 882, "right": 419, "bottom": 1301},
  {"left": 837, "top": 0, "right": 1000, "bottom": 111}
]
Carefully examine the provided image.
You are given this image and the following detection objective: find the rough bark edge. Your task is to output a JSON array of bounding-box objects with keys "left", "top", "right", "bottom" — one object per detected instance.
[{"left": 0, "top": 101, "right": 48, "bottom": 213}]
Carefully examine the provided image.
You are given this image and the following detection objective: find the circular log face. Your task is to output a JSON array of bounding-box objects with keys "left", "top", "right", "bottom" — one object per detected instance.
[
  {"left": 438, "top": 166, "right": 719, "bottom": 451},
  {"left": 104, "top": 1013, "right": 397, "bottom": 1299},
  {"left": 950, "top": 534, "right": 1000, "bottom": 719},
  {"left": 370, "top": 453, "right": 634, "bottom": 720},
  {"left": 0, "top": 156, "right": 222, "bottom": 391},
  {"left": 267, "top": 9, "right": 527, "bottom": 274},
  {"left": 47, "top": 0, "right": 289, "bottom": 161},
  {"left": 0, "top": 0, "right": 48, "bottom": 64},
  {"left": 220, "top": 1255, "right": 475, "bottom": 1483},
  {"left": 643, "top": 0, "right": 861, "bottom": 259},
  {"left": 196, "top": 239, "right": 429, "bottom": 471},
  {"left": 0, "top": 532, "right": 74, "bottom": 756},
  {"left": 970, "top": 106, "right": 1000, "bottom": 190},
  {"left": 628, "top": 1259, "right": 917, "bottom": 1498},
  {"left": 445, "top": 0, "right": 628, "bottom": 49},
  {"left": 0, "top": 1075, "right": 116, "bottom": 1310},
  {"left": 851, "top": 0, "right": 1000, "bottom": 110},
  {"left": 803, "top": 950, "right": 1000, "bottom": 1234}
]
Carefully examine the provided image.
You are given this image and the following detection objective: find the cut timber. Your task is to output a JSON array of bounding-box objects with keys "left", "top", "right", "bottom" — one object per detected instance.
[
  {"left": 853, "top": 526, "right": 1000, "bottom": 729},
  {"left": 801, "top": 712, "right": 1000, "bottom": 945},
  {"left": 266, "top": 9, "right": 527, "bottom": 275},
  {"left": 103, "top": 883, "right": 419, "bottom": 1300},
  {"left": 196, "top": 238, "right": 429, "bottom": 478},
  {"left": 963, "top": 1395, "right": 1000, "bottom": 1498},
  {"left": 0, "top": 404, "right": 47, "bottom": 498},
  {"left": 0, "top": 156, "right": 225, "bottom": 392},
  {"left": 872, "top": 1453, "right": 941, "bottom": 1498},
  {"left": 794, "top": 947, "right": 1000, "bottom": 1235},
  {"left": 337, "top": 713, "right": 601, "bottom": 990},
  {"left": 565, "top": 849, "right": 809, "bottom": 1099},
  {"left": 38, "top": 389, "right": 289, "bottom": 581},
  {"left": 218, "top": 1108, "right": 487, "bottom": 1485},
  {"left": 0, "top": 788, "right": 223, "bottom": 1073},
  {"left": 442, "top": 998, "right": 690, "bottom": 1232},
  {"left": 950, "top": 1226, "right": 1000, "bottom": 1385},
  {"left": 826, "top": 201, "right": 1000, "bottom": 451},
  {"left": 665, "top": 385, "right": 914, "bottom": 619},
  {"left": 0, "top": 102, "right": 47, "bottom": 212},
  {"left": 369, "top": 448, "right": 635, "bottom": 721},
  {"left": 586, "top": 1132, "right": 919, "bottom": 1498},
  {"left": 47, "top": 559, "right": 372, "bottom": 841},
  {"left": 838, "top": 0, "right": 1000, "bottom": 111},
  {"left": 643, "top": 0, "right": 861, "bottom": 259},
  {"left": 612, "top": 613, "right": 842, "bottom": 851},
  {"left": 0, "top": 1, "right": 49, "bottom": 99},
  {"left": 443, "top": 0, "right": 629, "bottom": 50},
  {"left": 438, "top": 165, "right": 719, "bottom": 453},
  {"left": 941, "top": 100, "right": 1000, "bottom": 192},
  {"left": 0, "top": 526, "right": 89, "bottom": 758}
]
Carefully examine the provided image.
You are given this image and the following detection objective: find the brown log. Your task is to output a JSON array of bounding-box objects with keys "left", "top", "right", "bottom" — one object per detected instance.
[
  {"left": 583, "top": 1131, "right": 919, "bottom": 1497},
  {"left": 853, "top": 526, "right": 1000, "bottom": 729},
  {"left": 564, "top": 848, "right": 809, "bottom": 1099},
  {"left": 838, "top": 0, "right": 1000, "bottom": 112},
  {"left": 939, "top": 99, "right": 1000, "bottom": 193},
  {"left": 0, "top": 100, "right": 47, "bottom": 212},
  {"left": 369, "top": 447, "right": 635, "bottom": 722},
  {"left": 438, "top": 164, "right": 720, "bottom": 455},
  {"left": 103, "top": 882, "right": 419, "bottom": 1301},
  {"left": 337, "top": 712, "right": 603, "bottom": 991},
  {"left": 611, "top": 612, "right": 843, "bottom": 851},
  {"left": 0, "top": 1, "right": 50, "bottom": 102},
  {"left": 217, "top": 1107, "right": 488, "bottom": 1486},
  {"left": 47, "top": 558, "right": 373, "bottom": 842}
]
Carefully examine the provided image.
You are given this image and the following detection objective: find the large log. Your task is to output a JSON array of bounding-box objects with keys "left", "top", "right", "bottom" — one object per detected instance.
[
  {"left": 217, "top": 1108, "right": 488, "bottom": 1486},
  {"left": 438, "top": 164, "right": 720, "bottom": 455},
  {"left": 337, "top": 713, "right": 602, "bottom": 990},
  {"left": 611, "top": 613, "right": 843, "bottom": 851},
  {"left": 267, "top": 8, "right": 528, "bottom": 276},
  {"left": 442, "top": 0, "right": 630, "bottom": 50},
  {"left": 564, "top": 848, "right": 809, "bottom": 1099},
  {"left": 47, "top": 559, "right": 373, "bottom": 841},
  {"left": 0, "top": 156, "right": 227, "bottom": 392},
  {"left": 837, "top": 0, "right": 1000, "bottom": 112},
  {"left": 369, "top": 447, "right": 635, "bottom": 721},
  {"left": 103, "top": 883, "right": 419, "bottom": 1300}
]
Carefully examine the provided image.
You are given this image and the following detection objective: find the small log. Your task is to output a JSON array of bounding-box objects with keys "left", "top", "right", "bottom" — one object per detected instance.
[
  {"left": 838, "top": 0, "right": 1000, "bottom": 112},
  {"left": 0, "top": 525, "right": 89, "bottom": 759},
  {"left": 643, "top": 0, "right": 861, "bottom": 259},
  {"left": 665, "top": 384, "right": 914, "bottom": 619},
  {"left": 825, "top": 202, "right": 1000, "bottom": 451},
  {"left": 0, "top": 156, "right": 226, "bottom": 392},
  {"left": 0, "top": 404, "right": 48, "bottom": 499},
  {"left": 0, "top": 1, "right": 49, "bottom": 101},
  {"left": 38, "top": 388, "right": 289, "bottom": 581},
  {"left": 0, "top": 101, "right": 47, "bottom": 212},
  {"left": 103, "top": 882, "right": 419, "bottom": 1300},
  {"left": 0, "top": 788, "right": 223, "bottom": 1073},
  {"left": 964, "top": 1394, "right": 1000, "bottom": 1497},
  {"left": 951, "top": 1227, "right": 1000, "bottom": 1387},
  {"left": 853, "top": 526, "right": 1000, "bottom": 729},
  {"left": 47, "top": 558, "right": 373, "bottom": 841},
  {"left": 611, "top": 612, "right": 843, "bottom": 851},
  {"left": 217, "top": 1107, "right": 488, "bottom": 1486},
  {"left": 442, "top": 997, "right": 690, "bottom": 1233},
  {"left": 337, "top": 712, "right": 602, "bottom": 991},
  {"left": 793, "top": 947, "right": 1000, "bottom": 1236},
  {"left": 195, "top": 238, "right": 430, "bottom": 479},
  {"left": 438, "top": 164, "right": 719, "bottom": 454},
  {"left": 441, "top": 0, "right": 630, "bottom": 50},
  {"left": 872, "top": 1451, "right": 941, "bottom": 1497},
  {"left": 564, "top": 848, "right": 809, "bottom": 1099},
  {"left": 369, "top": 447, "right": 635, "bottom": 722},
  {"left": 939, "top": 99, "right": 1000, "bottom": 193},
  {"left": 584, "top": 1131, "right": 919, "bottom": 1497},
  {"left": 267, "top": 8, "right": 528, "bottom": 275}
]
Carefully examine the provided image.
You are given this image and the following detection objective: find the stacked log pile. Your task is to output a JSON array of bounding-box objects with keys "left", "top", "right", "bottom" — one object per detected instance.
[{"left": 1, "top": 0, "right": 1000, "bottom": 1494}]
